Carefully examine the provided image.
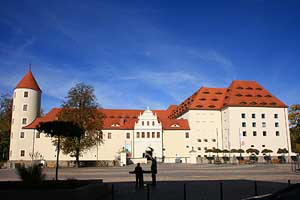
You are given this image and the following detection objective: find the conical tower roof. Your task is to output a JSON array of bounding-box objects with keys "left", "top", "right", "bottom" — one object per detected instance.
[{"left": 15, "top": 70, "right": 41, "bottom": 92}]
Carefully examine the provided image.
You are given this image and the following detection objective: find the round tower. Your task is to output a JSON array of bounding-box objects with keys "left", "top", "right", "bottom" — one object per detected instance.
[{"left": 9, "top": 70, "right": 41, "bottom": 162}]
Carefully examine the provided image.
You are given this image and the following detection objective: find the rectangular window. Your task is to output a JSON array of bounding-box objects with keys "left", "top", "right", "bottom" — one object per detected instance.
[
  {"left": 275, "top": 122, "right": 279, "bottom": 127},
  {"left": 276, "top": 131, "right": 280, "bottom": 136},
  {"left": 262, "top": 145, "right": 265, "bottom": 147},
  {"left": 137, "top": 132, "right": 140, "bottom": 138},
  {"left": 22, "top": 118, "right": 27, "bottom": 125},
  {"left": 36, "top": 132, "right": 40, "bottom": 138},
  {"left": 152, "top": 121, "right": 155, "bottom": 126},
  {"left": 253, "top": 131, "right": 257, "bottom": 136},
  {"left": 241, "top": 113, "right": 246, "bottom": 118},
  {"left": 152, "top": 132, "right": 155, "bottom": 138},
  {"left": 274, "top": 114, "right": 278, "bottom": 119},
  {"left": 20, "top": 150, "right": 25, "bottom": 157},
  {"left": 252, "top": 113, "right": 256, "bottom": 118},
  {"left": 252, "top": 122, "right": 256, "bottom": 127},
  {"left": 261, "top": 113, "right": 265, "bottom": 119},
  {"left": 185, "top": 132, "right": 189, "bottom": 138},
  {"left": 157, "top": 132, "right": 160, "bottom": 138},
  {"left": 142, "top": 121, "right": 144, "bottom": 126},
  {"left": 242, "top": 131, "right": 247, "bottom": 136},
  {"left": 99, "top": 132, "right": 103, "bottom": 139},
  {"left": 108, "top": 132, "right": 112, "bottom": 139},
  {"left": 242, "top": 122, "right": 246, "bottom": 127},
  {"left": 20, "top": 132, "right": 24, "bottom": 138},
  {"left": 126, "top": 132, "right": 130, "bottom": 139},
  {"left": 147, "top": 132, "right": 150, "bottom": 138},
  {"left": 147, "top": 121, "right": 149, "bottom": 126},
  {"left": 204, "top": 147, "right": 207, "bottom": 150},
  {"left": 263, "top": 131, "right": 267, "bottom": 136},
  {"left": 198, "top": 147, "right": 201, "bottom": 150},
  {"left": 23, "top": 104, "right": 28, "bottom": 111},
  {"left": 142, "top": 132, "right": 145, "bottom": 138},
  {"left": 251, "top": 145, "right": 254, "bottom": 147},
  {"left": 24, "top": 91, "right": 28, "bottom": 97},
  {"left": 204, "top": 139, "right": 208, "bottom": 142},
  {"left": 262, "top": 122, "right": 266, "bottom": 128},
  {"left": 212, "top": 139, "right": 216, "bottom": 142},
  {"left": 197, "top": 139, "right": 201, "bottom": 142}
]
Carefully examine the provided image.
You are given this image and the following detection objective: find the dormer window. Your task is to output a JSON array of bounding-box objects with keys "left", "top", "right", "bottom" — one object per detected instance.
[
  {"left": 111, "top": 123, "right": 120, "bottom": 127},
  {"left": 171, "top": 124, "right": 180, "bottom": 128}
]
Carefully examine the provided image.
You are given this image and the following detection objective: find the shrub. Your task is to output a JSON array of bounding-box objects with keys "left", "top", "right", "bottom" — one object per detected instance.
[{"left": 16, "top": 164, "right": 45, "bottom": 185}]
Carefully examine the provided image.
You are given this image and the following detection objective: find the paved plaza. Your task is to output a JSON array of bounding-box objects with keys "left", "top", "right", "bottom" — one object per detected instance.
[{"left": 1, "top": 163, "right": 299, "bottom": 200}]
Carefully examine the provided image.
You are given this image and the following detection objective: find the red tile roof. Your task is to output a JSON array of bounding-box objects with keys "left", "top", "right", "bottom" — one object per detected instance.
[
  {"left": 15, "top": 70, "right": 41, "bottom": 92},
  {"left": 169, "top": 80, "right": 287, "bottom": 118},
  {"left": 24, "top": 108, "right": 190, "bottom": 130}
]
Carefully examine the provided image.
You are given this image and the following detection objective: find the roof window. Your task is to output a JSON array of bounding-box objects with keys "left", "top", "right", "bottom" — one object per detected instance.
[
  {"left": 256, "top": 94, "right": 262, "bottom": 97},
  {"left": 211, "top": 98, "right": 218, "bottom": 101},
  {"left": 208, "top": 105, "right": 216, "bottom": 108},
  {"left": 199, "top": 98, "right": 206, "bottom": 101},
  {"left": 236, "top": 87, "right": 243, "bottom": 89},
  {"left": 255, "top": 88, "right": 262, "bottom": 90},
  {"left": 240, "top": 102, "right": 247, "bottom": 105},
  {"left": 246, "top": 87, "right": 253, "bottom": 90},
  {"left": 236, "top": 94, "right": 242, "bottom": 97},
  {"left": 171, "top": 124, "right": 180, "bottom": 128},
  {"left": 250, "top": 102, "right": 257, "bottom": 105},
  {"left": 215, "top": 92, "right": 223, "bottom": 95},
  {"left": 260, "top": 102, "right": 267, "bottom": 105},
  {"left": 196, "top": 105, "right": 203, "bottom": 108},
  {"left": 111, "top": 123, "right": 120, "bottom": 127},
  {"left": 265, "top": 95, "right": 272, "bottom": 98},
  {"left": 202, "top": 91, "right": 210, "bottom": 94},
  {"left": 270, "top": 102, "right": 277, "bottom": 105},
  {"left": 246, "top": 94, "right": 253, "bottom": 97}
]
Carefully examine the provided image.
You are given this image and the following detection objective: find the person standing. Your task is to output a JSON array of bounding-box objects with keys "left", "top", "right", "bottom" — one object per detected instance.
[
  {"left": 131, "top": 163, "right": 144, "bottom": 188},
  {"left": 151, "top": 157, "right": 157, "bottom": 186}
]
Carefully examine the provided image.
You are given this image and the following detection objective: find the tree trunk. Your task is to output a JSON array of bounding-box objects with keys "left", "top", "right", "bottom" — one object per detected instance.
[
  {"left": 75, "top": 148, "right": 80, "bottom": 168},
  {"left": 55, "top": 136, "right": 60, "bottom": 181}
]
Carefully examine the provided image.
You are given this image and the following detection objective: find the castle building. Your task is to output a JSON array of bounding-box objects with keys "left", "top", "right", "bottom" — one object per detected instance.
[{"left": 9, "top": 70, "right": 292, "bottom": 165}]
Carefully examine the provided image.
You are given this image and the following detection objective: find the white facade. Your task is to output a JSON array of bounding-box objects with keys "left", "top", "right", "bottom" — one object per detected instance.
[{"left": 8, "top": 72, "right": 293, "bottom": 164}]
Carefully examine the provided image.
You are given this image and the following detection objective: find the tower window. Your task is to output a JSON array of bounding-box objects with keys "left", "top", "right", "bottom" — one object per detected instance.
[
  {"left": 24, "top": 91, "right": 28, "bottom": 97},
  {"left": 147, "top": 121, "right": 149, "bottom": 126},
  {"left": 185, "top": 132, "right": 189, "bottom": 138},
  {"left": 20, "top": 150, "right": 25, "bottom": 157},
  {"left": 20, "top": 132, "right": 25, "bottom": 138},
  {"left": 23, "top": 105, "right": 28, "bottom": 111},
  {"left": 157, "top": 132, "right": 160, "bottom": 138},
  {"left": 142, "top": 121, "right": 144, "bottom": 126},
  {"left": 152, "top": 121, "right": 155, "bottom": 126},
  {"left": 108, "top": 132, "right": 112, "bottom": 139},
  {"left": 126, "top": 132, "right": 130, "bottom": 139},
  {"left": 136, "top": 132, "right": 140, "bottom": 138},
  {"left": 22, "top": 118, "right": 27, "bottom": 125},
  {"left": 274, "top": 114, "right": 278, "bottom": 119},
  {"left": 36, "top": 132, "right": 40, "bottom": 138}
]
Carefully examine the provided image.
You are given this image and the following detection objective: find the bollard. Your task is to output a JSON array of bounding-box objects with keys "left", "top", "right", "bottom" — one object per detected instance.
[
  {"left": 220, "top": 182, "right": 223, "bottom": 200},
  {"left": 111, "top": 184, "right": 114, "bottom": 200},
  {"left": 183, "top": 183, "right": 186, "bottom": 200},
  {"left": 147, "top": 183, "right": 150, "bottom": 200},
  {"left": 288, "top": 180, "right": 291, "bottom": 186},
  {"left": 254, "top": 181, "right": 258, "bottom": 196}
]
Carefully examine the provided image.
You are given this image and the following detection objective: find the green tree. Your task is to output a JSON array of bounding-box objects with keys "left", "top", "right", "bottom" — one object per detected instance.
[
  {"left": 0, "top": 94, "right": 12, "bottom": 161},
  {"left": 58, "top": 83, "right": 104, "bottom": 167},
  {"left": 37, "top": 121, "right": 84, "bottom": 180},
  {"left": 289, "top": 104, "right": 300, "bottom": 153}
]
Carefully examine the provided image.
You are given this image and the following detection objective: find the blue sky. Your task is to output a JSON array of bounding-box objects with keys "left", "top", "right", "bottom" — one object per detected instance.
[{"left": 1, "top": 0, "right": 300, "bottom": 112}]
